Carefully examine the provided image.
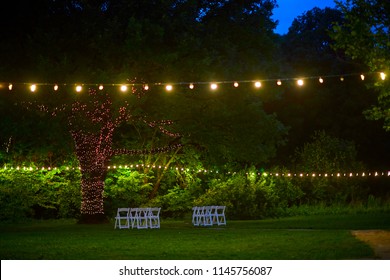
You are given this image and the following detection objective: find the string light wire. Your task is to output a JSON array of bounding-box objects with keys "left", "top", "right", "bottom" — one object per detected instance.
[
  {"left": 2, "top": 164, "right": 389, "bottom": 178},
  {"left": 1, "top": 72, "right": 386, "bottom": 93}
]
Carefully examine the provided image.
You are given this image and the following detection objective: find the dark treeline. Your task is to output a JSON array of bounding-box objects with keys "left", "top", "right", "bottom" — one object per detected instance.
[{"left": 0, "top": 1, "right": 389, "bottom": 221}]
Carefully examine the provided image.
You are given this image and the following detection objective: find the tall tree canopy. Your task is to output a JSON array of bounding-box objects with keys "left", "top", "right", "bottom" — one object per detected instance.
[
  {"left": 0, "top": 0, "right": 286, "bottom": 222},
  {"left": 0, "top": 0, "right": 278, "bottom": 82},
  {"left": 266, "top": 6, "right": 389, "bottom": 168},
  {"left": 332, "top": 0, "right": 390, "bottom": 130}
]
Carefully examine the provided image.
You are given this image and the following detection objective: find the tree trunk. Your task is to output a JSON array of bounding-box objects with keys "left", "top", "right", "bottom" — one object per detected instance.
[{"left": 78, "top": 171, "right": 108, "bottom": 224}]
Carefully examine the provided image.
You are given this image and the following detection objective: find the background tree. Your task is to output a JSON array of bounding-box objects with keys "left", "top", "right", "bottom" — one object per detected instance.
[
  {"left": 293, "top": 130, "right": 365, "bottom": 203},
  {"left": 332, "top": 0, "right": 390, "bottom": 131},
  {"left": 66, "top": 88, "right": 181, "bottom": 222},
  {"left": 268, "top": 6, "right": 390, "bottom": 169},
  {"left": 0, "top": 0, "right": 286, "bottom": 222}
]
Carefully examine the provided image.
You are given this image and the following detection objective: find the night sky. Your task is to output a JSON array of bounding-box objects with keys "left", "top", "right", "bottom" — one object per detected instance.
[{"left": 273, "top": 0, "right": 337, "bottom": 34}]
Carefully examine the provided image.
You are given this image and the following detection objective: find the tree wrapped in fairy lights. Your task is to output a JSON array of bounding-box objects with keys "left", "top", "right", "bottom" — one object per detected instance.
[{"left": 68, "top": 88, "right": 181, "bottom": 223}]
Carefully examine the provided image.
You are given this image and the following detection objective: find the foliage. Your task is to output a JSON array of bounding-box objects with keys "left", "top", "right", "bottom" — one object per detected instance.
[
  {"left": 282, "top": 7, "right": 346, "bottom": 74},
  {"left": 294, "top": 130, "right": 363, "bottom": 172},
  {"left": 194, "top": 167, "right": 303, "bottom": 219},
  {"left": 269, "top": 6, "right": 390, "bottom": 169},
  {"left": 0, "top": 2, "right": 389, "bottom": 223},
  {"left": 0, "top": 165, "right": 389, "bottom": 221},
  {"left": 0, "top": 167, "right": 81, "bottom": 221},
  {"left": 0, "top": 1, "right": 287, "bottom": 221},
  {"left": 292, "top": 131, "right": 366, "bottom": 203},
  {"left": 104, "top": 169, "right": 153, "bottom": 217},
  {"left": 332, "top": 0, "right": 390, "bottom": 130}
]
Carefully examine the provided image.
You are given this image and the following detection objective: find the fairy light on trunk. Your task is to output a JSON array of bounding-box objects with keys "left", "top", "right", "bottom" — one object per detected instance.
[{"left": 68, "top": 88, "right": 182, "bottom": 220}]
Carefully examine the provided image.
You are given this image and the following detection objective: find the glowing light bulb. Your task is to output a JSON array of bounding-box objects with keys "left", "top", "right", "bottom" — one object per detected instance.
[
  {"left": 254, "top": 81, "right": 261, "bottom": 88},
  {"left": 319, "top": 77, "right": 324, "bottom": 83},
  {"left": 297, "top": 79, "right": 304, "bottom": 86},
  {"left": 360, "top": 74, "right": 365, "bottom": 80},
  {"left": 144, "top": 84, "right": 149, "bottom": 90},
  {"left": 76, "top": 85, "right": 82, "bottom": 92},
  {"left": 120, "top": 85, "right": 128, "bottom": 92},
  {"left": 380, "top": 72, "right": 386, "bottom": 80},
  {"left": 166, "top": 84, "right": 173, "bottom": 91},
  {"left": 233, "top": 82, "right": 239, "bottom": 87},
  {"left": 189, "top": 83, "right": 194, "bottom": 89},
  {"left": 98, "top": 85, "right": 104, "bottom": 90},
  {"left": 30, "top": 84, "right": 37, "bottom": 92},
  {"left": 277, "top": 80, "right": 282, "bottom": 86},
  {"left": 8, "top": 83, "right": 13, "bottom": 90},
  {"left": 340, "top": 77, "right": 344, "bottom": 82},
  {"left": 53, "top": 84, "right": 59, "bottom": 91},
  {"left": 210, "top": 83, "right": 218, "bottom": 90}
]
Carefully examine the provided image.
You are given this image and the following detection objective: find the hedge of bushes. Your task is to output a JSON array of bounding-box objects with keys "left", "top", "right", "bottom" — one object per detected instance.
[{"left": 1, "top": 166, "right": 389, "bottom": 222}]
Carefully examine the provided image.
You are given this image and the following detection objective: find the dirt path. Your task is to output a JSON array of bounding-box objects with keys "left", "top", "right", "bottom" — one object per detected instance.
[{"left": 351, "top": 230, "right": 390, "bottom": 259}]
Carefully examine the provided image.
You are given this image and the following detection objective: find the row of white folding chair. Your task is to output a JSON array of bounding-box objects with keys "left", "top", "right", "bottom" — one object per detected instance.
[
  {"left": 192, "top": 205, "right": 226, "bottom": 226},
  {"left": 114, "top": 207, "right": 161, "bottom": 229},
  {"left": 130, "top": 207, "right": 161, "bottom": 229}
]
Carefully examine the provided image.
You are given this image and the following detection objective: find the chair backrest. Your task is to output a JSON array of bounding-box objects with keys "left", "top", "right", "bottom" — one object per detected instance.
[
  {"left": 117, "top": 208, "right": 130, "bottom": 217},
  {"left": 114, "top": 208, "right": 130, "bottom": 229},
  {"left": 149, "top": 207, "right": 161, "bottom": 217},
  {"left": 216, "top": 205, "right": 225, "bottom": 214},
  {"left": 215, "top": 205, "right": 226, "bottom": 225}
]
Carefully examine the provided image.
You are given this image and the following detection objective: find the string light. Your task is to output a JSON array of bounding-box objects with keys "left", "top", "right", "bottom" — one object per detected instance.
[
  {"left": 120, "top": 85, "right": 128, "bottom": 92},
  {"left": 30, "top": 84, "right": 37, "bottom": 92},
  {"left": 1, "top": 72, "right": 386, "bottom": 94},
  {"left": 4, "top": 164, "right": 389, "bottom": 179},
  {"left": 71, "top": 88, "right": 182, "bottom": 215}
]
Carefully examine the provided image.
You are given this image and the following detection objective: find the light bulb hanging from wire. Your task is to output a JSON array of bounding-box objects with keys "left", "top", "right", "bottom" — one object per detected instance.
[{"left": 30, "top": 84, "right": 37, "bottom": 92}]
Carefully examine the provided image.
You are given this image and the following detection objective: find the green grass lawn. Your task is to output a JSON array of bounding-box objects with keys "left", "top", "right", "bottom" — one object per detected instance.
[{"left": 1, "top": 213, "right": 389, "bottom": 260}]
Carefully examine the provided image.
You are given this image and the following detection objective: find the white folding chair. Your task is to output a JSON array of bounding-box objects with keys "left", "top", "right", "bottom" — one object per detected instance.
[
  {"left": 202, "top": 206, "right": 213, "bottom": 226},
  {"left": 210, "top": 205, "right": 218, "bottom": 225},
  {"left": 114, "top": 208, "right": 130, "bottom": 229},
  {"left": 136, "top": 208, "right": 149, "bottom": 229},
  {"left": 128, "top": 208, "right": 138, "bottom": 229},
  {"left": 148, "top": 207, "right": 161, "bottom": 229},
  {"left": 215, "top": 206, "right": 226, "bottom": 225},
  {"left": 192, "top": 206, "right": 199, "bottom": 226},
  {"left": 192, "top": 206, "right": 204, "bottom": 226}
]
